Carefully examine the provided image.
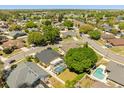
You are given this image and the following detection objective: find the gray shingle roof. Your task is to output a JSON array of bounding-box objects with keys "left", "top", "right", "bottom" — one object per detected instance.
[
  {"left": 106, "top": 61, "right": 124, "bottom": 86},
  {"left": 35, "top": 49, "right": 60, "bottom": 64},
  {"left": 7, "top": 62, "right": 49, "bottom": 88},
  {"left": 9, "top": 31, "right": 26, "bottom": 37},
  {"left": 62, "top": 31, "right": 76, "bottom": 38}
]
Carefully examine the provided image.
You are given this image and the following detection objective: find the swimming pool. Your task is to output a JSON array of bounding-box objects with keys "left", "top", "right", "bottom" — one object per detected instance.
[
  {"left": 54, "top": 64, "right": 66, "bottom": 74},
  {"left": 93, "top": 68, "right": 105, "bottom": 80}
]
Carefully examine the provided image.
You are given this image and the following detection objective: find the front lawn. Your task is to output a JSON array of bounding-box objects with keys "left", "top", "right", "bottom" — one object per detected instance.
[
  {"left": 110, "top": 46, "right": 124, "bottom": 56},
  {"left": 49, "top": 77, "right": 65, "bottom": 88},
  {"left": 96, "top": 53, "right": 103, "bottom": 62},
  {"left": 96, "top": 58, "right": 108, "bottom": 66},
  {"left": 58, "top": 69, "right": 78, "bottom": 82},
  {"left": 95, "top": 39, "right": 106, "bottom": 46}
]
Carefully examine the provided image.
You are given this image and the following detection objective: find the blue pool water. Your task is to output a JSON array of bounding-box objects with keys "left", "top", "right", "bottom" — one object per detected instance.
[
  {"left": 93, "top": 68, "right": 105, "bottom": 80},
  {"left": 54, "top": 65, "right": 66, "bottom": 73}
]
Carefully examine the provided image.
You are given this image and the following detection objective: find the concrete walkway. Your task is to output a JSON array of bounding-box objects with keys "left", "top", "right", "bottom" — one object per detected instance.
[{"left": 37, "top": 64, "right": 65, "bottom": 84}]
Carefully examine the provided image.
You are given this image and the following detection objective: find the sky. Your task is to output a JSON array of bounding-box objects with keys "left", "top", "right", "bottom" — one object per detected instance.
[{"left": 0, "top": 5, "right": 124, "bottom": 9}]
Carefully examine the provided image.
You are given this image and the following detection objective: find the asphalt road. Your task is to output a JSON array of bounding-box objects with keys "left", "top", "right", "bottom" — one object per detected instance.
[
  {"left": 4, "top": 34, "right": 124, "bottom": 65},
  {"left": 4, "top": 46, "right": 47, "bottom": 63},
  {"left": 81, "top": 34, "right": 124, "bottom": 63}
]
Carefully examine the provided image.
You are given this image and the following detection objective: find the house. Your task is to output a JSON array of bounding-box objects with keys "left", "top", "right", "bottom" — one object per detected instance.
[
  {"left": 106, "top": 61, "right": 124, "bottom": 86},
  {"left": 60, "top": 30, "right": 77, "bottom": 38},
  {"left": 101, "top": 33, "right": 115, "bottom": 40},
  {"left": 101, "top": 23, "right": 112, "bottom": 32},
  {"left": 0, "top": 35, "right": 8, "bottom": 44},
  {"left": 2, "top": 39, "right": 25, "bottom": 49},
  {"left": 116, "top": 16, "right": 124, "bottom": 22},
  {"left": 9, "top": 31, "right": 27, "bottom": 39},
  {"left": 6, "top": 62, "right": 49, "bottom": 88},
  {"left": 107, "top": 38, "right": 124, "bottom": 46},
  {"left": 61, "top": 42, "right": 79, "bottom": 53},
  {"left": 27, "top": 28, "right": 39, "bottom": 32},
  {"left": 35, "top": 48, "right": 61, "bottom": 65}
]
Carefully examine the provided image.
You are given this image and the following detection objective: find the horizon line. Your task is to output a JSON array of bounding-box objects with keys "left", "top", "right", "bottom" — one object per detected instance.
[{"left": 0, "top": 5, "right": 124, "bottom": 10}]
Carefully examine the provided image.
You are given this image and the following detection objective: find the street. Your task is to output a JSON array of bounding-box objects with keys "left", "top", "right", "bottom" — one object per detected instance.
[{"left": 81, "top": 34, "right": 124, "bottom": 63}]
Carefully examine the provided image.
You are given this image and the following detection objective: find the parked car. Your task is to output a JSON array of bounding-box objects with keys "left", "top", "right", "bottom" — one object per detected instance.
[{"left": 9, "top": 60, "right": 16, "bottom": 64}]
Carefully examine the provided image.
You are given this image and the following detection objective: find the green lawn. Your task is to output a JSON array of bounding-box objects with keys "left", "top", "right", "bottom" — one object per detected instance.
[
  {"left": 110, "top": 46, "right": 124, "bottom": 57},
  {"left": 96, "top": 58, "right": 108, "bottom": 66},
  {"left": 96, "top": 53, "right": 103, "bottom": 62},
  {"left": 58, "top": 69, "right": 78, "bottom": 82},
  {"left": 95, "top": 39, "right": 106, "bottom": 46}
]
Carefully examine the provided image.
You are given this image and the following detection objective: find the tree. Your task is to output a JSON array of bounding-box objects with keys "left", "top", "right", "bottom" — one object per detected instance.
[
  {"left": 43, "top": 25, "right": 60, "bottom": 44},
  {"left": 28, "top": 32, "right": 46, "bottom": 46},
  {"left": 79, "top": 24, "right": 94, "bottom": 34},
  {"left": 111, "top": 29, "right": 118, "bottom": 35},
  {"left": 43, "top": 20, "right": 51, "bottom": 26},
  {"left": 63, "top": 20, "right": 73, "bottom": 28},
  {"left": 9, "top": 24, "right": 22, "bottom": 31},
  {"left": 58, "top": 14, "right": 63, "bottom": 22},
  {"left": 88, "top": 30, "right": 101, "bottom": 40},
  {"left": 119, "top": 22, "right": 124, "bottom": 30},
  {"left": 3, "top": 48, "right": 13, "bottom": 54},
  {"left": 25, "top": 21, "right": 37, "bottom": 28},
  {"left": 64, "top": 46, "right": 98, "bottom": 73}
]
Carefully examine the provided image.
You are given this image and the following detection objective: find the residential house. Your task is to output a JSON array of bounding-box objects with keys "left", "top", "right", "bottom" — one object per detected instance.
[
  {"left": 6, "top": 62, "right": 49, "bottom": 88},
  {"left": 116, "top": 16, "right": 124, "bottom": 22},
  {"left": 60, "top": 30, "right": 77, "bottom": 38},
  {"left": 101, "top": 33, "right": 115, "bottom": 40},
  {"left": 35, "top": 48, "right": 61, "bottom": 66},
  {"left": 101, "top": 23, "right": 112, "bottom": 32},
  {"left": 107, "top": 38, "right": 124, "bottom": 46},
  {"left": 9, "top": 31, "right": 27, "bottom": 39},
  {"left": 0, "top": 35, "right": 8, "bottom": 44},
  {"left": 2, "top": 39, "right": 25, "bottom": 49},
  {"left": 106, "top": 61, "right": 124, "bottom": 86}
]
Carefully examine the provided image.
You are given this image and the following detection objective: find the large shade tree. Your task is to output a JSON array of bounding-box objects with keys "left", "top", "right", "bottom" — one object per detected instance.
[
  {"left": 88, "top": 30, "right": 101, "bottom": 40},
  {"left": 28, "top": 32, "right": 46, "bottom": 45},
  {"left": 119, "top": 22, "right": 124, "bottom": 30},
  {"left": 63, "top": 20, "right": 73, "bottom": 28},
  {"left": 25, "top": 21, "right": 37, "bottom": 28},
  {"left": 64, "top": 45, "right": 98, "bottom": 73},
  {"left": 42, "top": 25, "right": 60, "bottom": 44},
  {"left": 79, "top": 24, "right": 94, "bottom": 34}
]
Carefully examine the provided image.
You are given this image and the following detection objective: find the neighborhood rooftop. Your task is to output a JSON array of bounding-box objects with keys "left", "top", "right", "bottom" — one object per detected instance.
[
  {"left": 7, "top": 62, "right": 49, "bottom": 88},
  {"left": 35, "top": 48, "right": 60, "bottom": 64},
  {"left": 107, "top": 38, "right": 124, "bottom": 46},
  {"left": 106, "top": 61, "right": 124, "bottom": 86}
]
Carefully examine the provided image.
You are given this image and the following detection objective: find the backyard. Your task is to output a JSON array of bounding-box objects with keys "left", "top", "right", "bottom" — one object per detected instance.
[
  {"left": 58, "top": 69, "right": 78, "bottom": 82},
  {"left": 77, "top": 75, "right": 96, "bottom": 88},
  {"left": 49, "top": 77, "right": 65, "bottom": 88}
]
